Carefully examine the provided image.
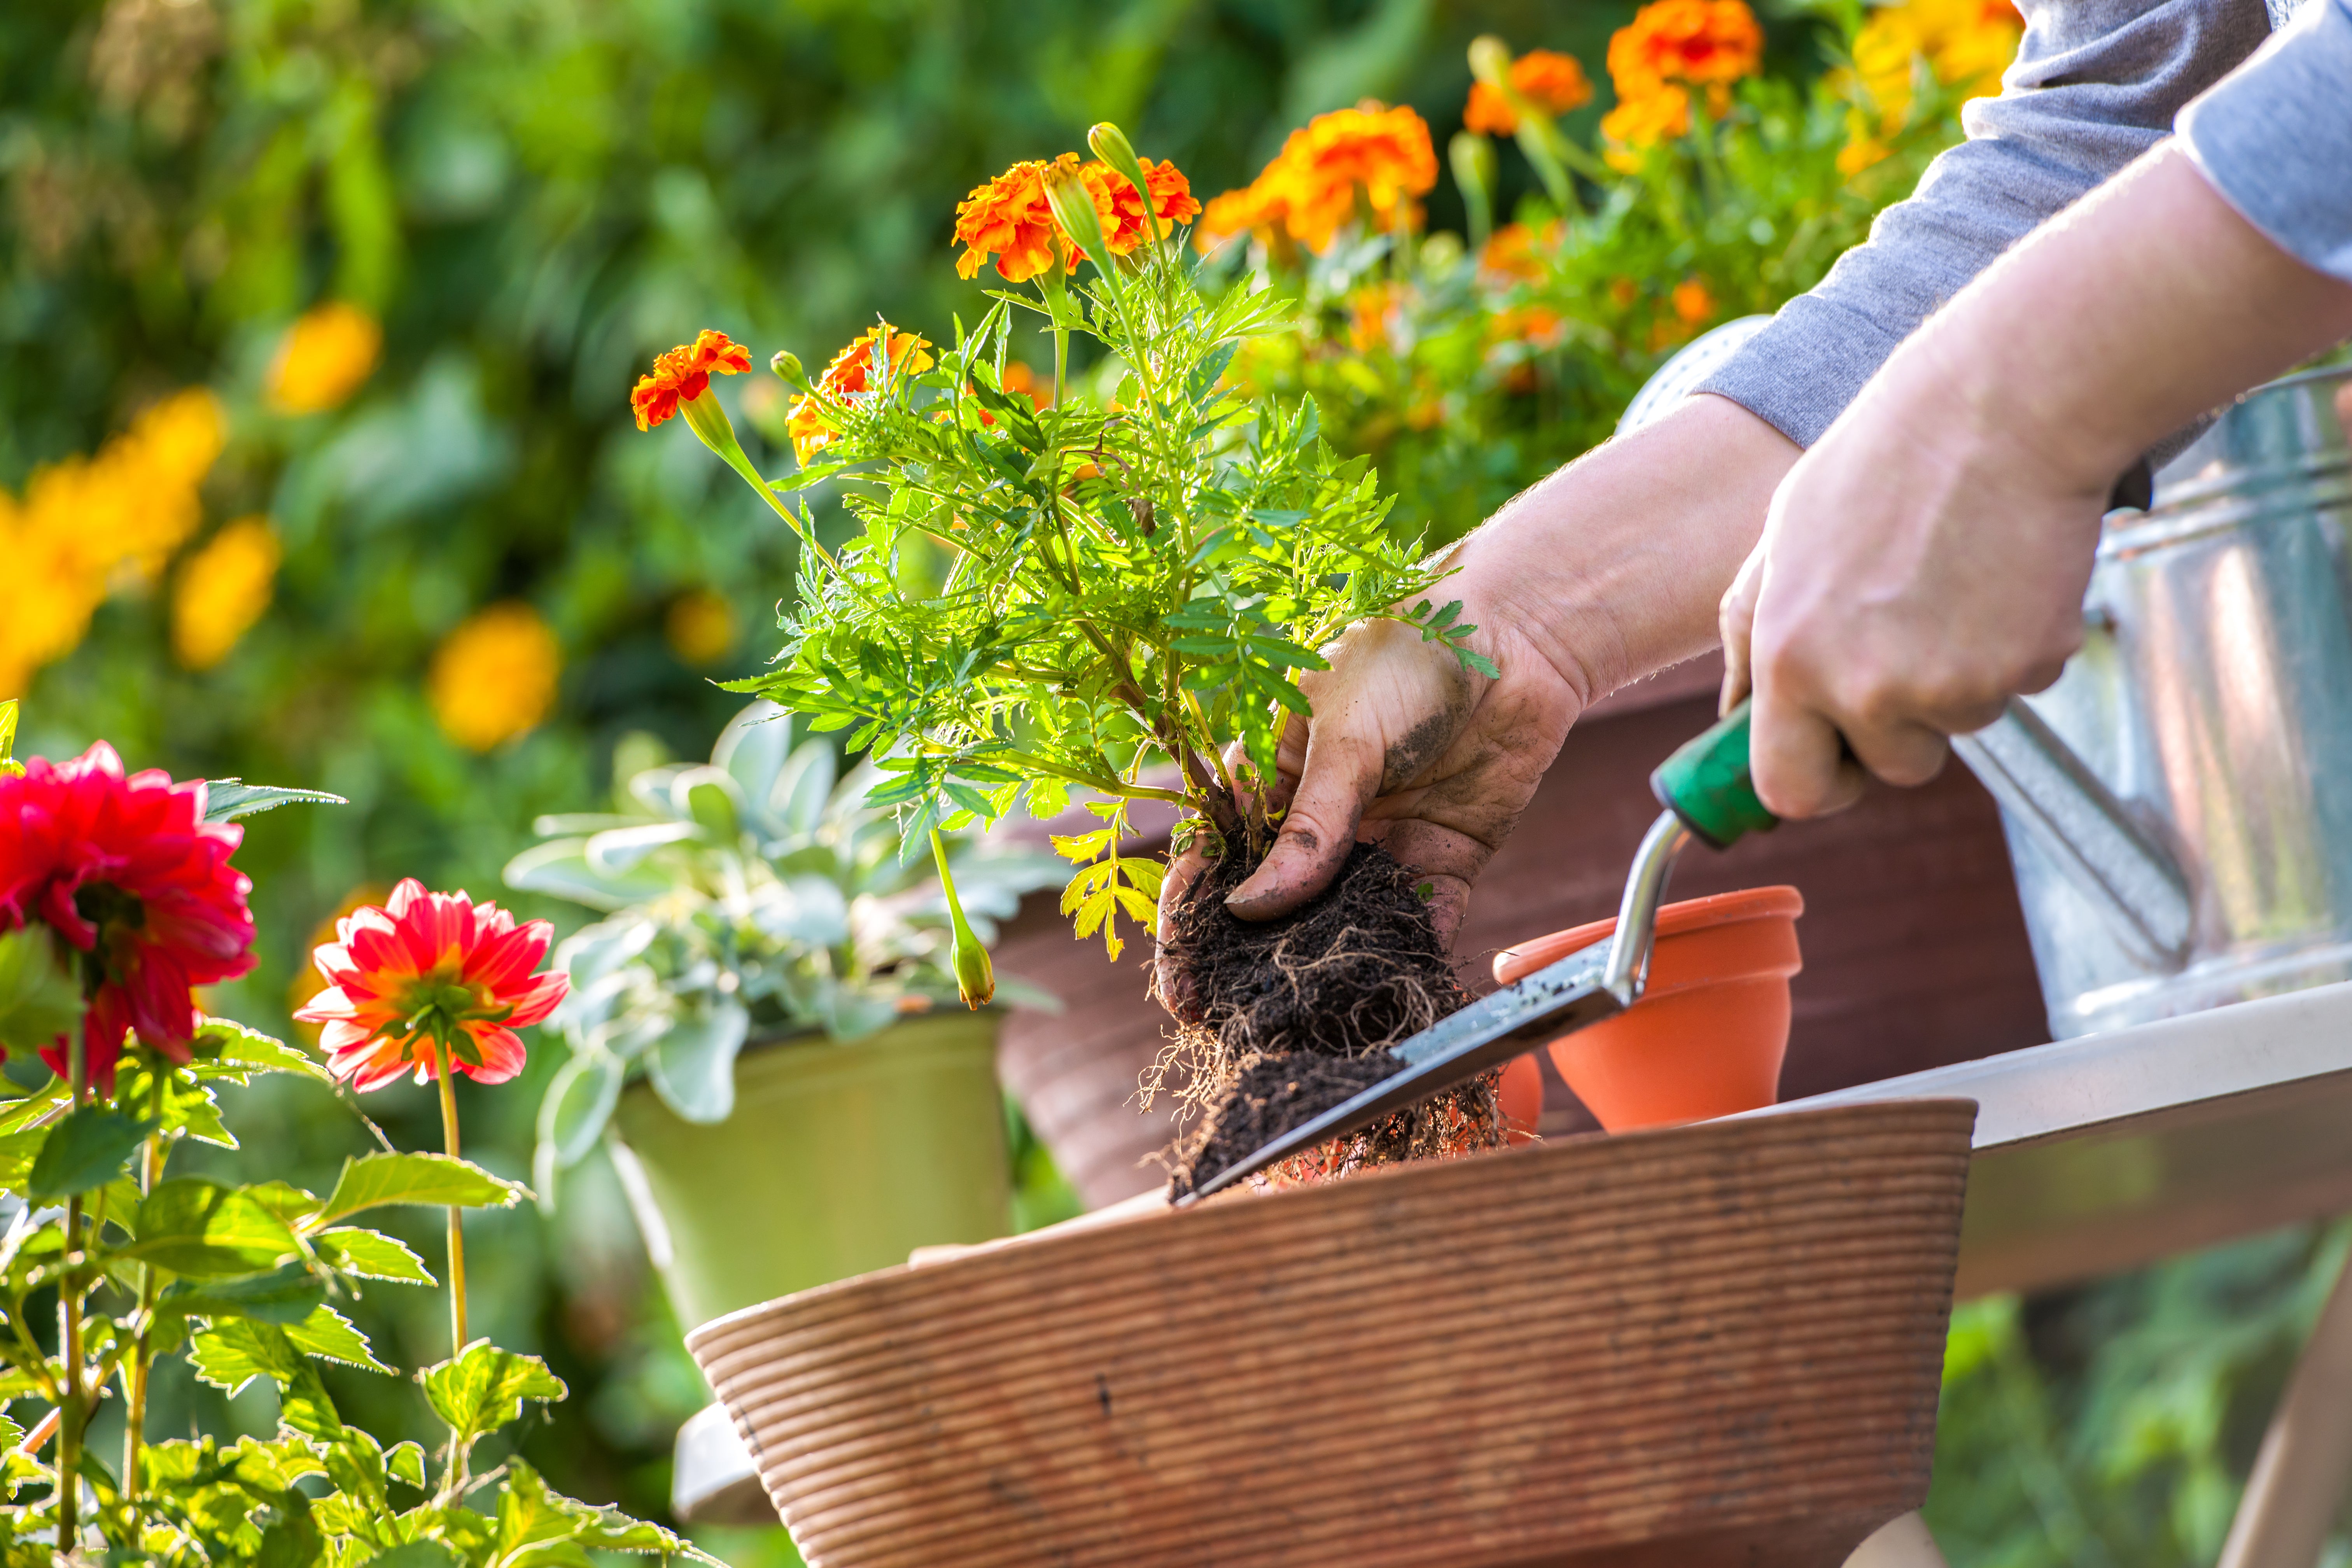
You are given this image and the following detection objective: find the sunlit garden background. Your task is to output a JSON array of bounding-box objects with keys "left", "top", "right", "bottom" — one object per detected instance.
[{"left": 5, "top": 0, "right": 2344, "bottom": 1561}]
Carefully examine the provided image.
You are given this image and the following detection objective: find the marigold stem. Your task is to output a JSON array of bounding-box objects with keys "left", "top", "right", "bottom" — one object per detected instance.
[
  {"left": 56, "top": 1035, "right": 89, "bottom": 1554},
  {"left": 433, "top": 1035, "right": 469, "bottom": 1355}
]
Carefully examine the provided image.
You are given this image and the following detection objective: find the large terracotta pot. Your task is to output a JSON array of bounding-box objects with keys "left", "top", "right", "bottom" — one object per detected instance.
[
  {"left": 612, "top": 1010, "right": 1012, "bottom": 1329},
  {"left": 690, "top": 1099, "right": 1977, "bottom": 1568}
]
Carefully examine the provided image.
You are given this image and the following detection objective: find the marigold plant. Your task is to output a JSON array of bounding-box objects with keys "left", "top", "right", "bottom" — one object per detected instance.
[{"left": 639, "top": 124, "right": 1485, "bottom": 969}]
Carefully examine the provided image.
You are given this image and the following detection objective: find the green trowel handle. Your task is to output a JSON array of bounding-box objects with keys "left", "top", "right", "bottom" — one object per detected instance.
[{"left": 1650, "top": 698, "right": 1777, "bottom": 850}]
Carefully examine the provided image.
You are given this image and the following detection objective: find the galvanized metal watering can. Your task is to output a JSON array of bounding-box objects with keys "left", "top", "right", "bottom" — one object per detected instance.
[{"left": 1627, "top": 321, "right": 2352, "bottom": 1038}]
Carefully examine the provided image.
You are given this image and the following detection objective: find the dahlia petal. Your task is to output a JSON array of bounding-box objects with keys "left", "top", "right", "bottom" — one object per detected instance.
[
  {"left": 458, "top": 1024, "right": 528, "bottom": 1084},
  {"left": 502, "top": 971, "right": 570, "bottom": 1029}
]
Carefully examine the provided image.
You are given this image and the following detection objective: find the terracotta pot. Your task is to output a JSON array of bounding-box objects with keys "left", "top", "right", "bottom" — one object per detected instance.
[
  {"left": 688, "top": 1099, "right": 1976, "bottom": 1568},
  {"left": 1494, "top": 885, "right": 1803, "bottom": 1132},
  {"left": 1497, "top": 1051, "right": 1543, "bottom": 1144}
]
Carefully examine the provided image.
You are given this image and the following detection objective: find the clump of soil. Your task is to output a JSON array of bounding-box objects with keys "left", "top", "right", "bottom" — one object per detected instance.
[{"left": 1150, "top": 840, "right": 1504, "bottom": 1200}]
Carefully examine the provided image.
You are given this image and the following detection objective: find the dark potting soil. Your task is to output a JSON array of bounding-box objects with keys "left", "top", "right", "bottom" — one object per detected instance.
[{"left": 1156, "top": 840, "right": 1504, "bottom": 1200}]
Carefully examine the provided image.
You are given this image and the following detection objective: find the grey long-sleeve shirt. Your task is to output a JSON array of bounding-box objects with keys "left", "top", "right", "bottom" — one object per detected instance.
[{"left": 1695, "top": 0, "right": 2351, "bottom": 450}]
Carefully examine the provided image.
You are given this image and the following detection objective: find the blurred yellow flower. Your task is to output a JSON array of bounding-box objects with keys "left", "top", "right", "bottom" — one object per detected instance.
[
  {"left": 429, "top": 602, "right": 561, "bottom": 751},
  {"left": 266, "top": 302, "right": 382, "bottom": 415},
  {"left": 172, "top": 516, "right": 281, "bottom": 669},
  {"left": 665, "top": 587, "right": 738, "bottom": 667},
  {"left": 0, "top": 387, "right": 225, "bottom": 696},
  {"left": 1841, "top": 0, "right": 2023, "bottom": 170}
]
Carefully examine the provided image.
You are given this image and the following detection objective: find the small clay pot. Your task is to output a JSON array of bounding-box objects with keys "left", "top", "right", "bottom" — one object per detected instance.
[{"left": 1493, "top": 885, "right": 1804, "bottom": 1131}]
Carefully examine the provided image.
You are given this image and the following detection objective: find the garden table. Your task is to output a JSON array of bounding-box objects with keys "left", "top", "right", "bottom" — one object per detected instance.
[{"left": 1774, "top": 975, "right": 2352, "bottom": 1567}]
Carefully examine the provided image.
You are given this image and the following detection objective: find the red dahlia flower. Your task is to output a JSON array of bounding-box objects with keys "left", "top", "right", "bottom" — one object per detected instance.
[
  {"left": 0, "top": 742, "right": 256, "bottom": 1090},
  {"left": 295, "top": 878, "right": 567, "bottom": 1092}
]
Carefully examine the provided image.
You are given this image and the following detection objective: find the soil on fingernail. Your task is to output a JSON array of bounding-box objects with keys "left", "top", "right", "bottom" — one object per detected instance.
[{"left": 1147, "top": 840, "right": 1504, "bottom": 1201}]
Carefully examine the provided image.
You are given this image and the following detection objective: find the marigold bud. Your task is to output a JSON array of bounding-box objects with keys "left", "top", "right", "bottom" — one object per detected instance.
[
  {"left": 771, "top": 350, "right": 808, "bottom": 391},
  {"left": 1467, "top": 34, "right": 1514, "bottom": 89},
  {"left": 1450, "top": 131, "right": 1498, "bottom": 206},
  {"left": 1087, "top": 122, "right": 1140, "bottom": 172},
  {"left": 950, "top": 924, "right": 996, "bottom": 1010}
]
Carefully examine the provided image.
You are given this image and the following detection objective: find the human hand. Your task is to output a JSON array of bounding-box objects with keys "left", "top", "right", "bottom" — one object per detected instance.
[
  {"left": 1154, "top": 394, "right": 1798, "bottom": 1010},
  {"left": 1721, "top": 144, "right": 2352, "bottom": 819}
]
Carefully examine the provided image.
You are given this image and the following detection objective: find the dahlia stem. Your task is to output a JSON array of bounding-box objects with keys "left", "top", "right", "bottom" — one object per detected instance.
[
  {"left": 431, "top": 1034, "right": 469, "bottom": 1355},
  {"left": 56, "top": 1037, "right": 88, "bottom": 1553},
  {"left": 122, "top": 1070, "right": 167, "bottom": 1510}
]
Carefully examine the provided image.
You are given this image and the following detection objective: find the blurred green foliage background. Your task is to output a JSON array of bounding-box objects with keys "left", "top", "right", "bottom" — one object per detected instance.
[{"left": 3, "top": 0, "right": 2338, "bottom": 1562}]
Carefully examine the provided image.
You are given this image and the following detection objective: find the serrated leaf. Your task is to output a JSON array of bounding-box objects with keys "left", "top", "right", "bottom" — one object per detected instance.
[
  {"left": 192, "top": 1321, "right": 345, "bottom": 1439},
  {"left": 130, "top": 1179, "right": 303, "bottom": 1276},
  {"left": 28, "top": 1105, "right": 158, "bottom": 1200},
  {"left": 422, "top": 1341, "right": 568, "bottom": 1448},
  {"left": 368, "top": 1544, "right": 458, "bottom": 1568},
  {"left": 191, "top": 1017, "right": 331, "bottom": 1082},
  {"left": 201, "top": 781, "right": 348, "bottom": 822},
  {"left": 285, "top": 1304, "right": 392, "bottom": 1374},
  {"left": 159, "top": 1262, "right": 330, "bottom": 1325},
  {"left": 313, "top": 1227, "right": 434, "bottom": 1285},
  {"left": 385, "top": 1441, "right": 429, "bottom": 1491},
  {"left": 313, "top": 1152, "right": 526, "bottom": 1228}
]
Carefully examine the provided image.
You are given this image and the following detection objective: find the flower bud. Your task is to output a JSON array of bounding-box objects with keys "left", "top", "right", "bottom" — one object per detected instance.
[
  {"left": 770, "top": 350, "right": 808, "bottom": 391},
  {"left": 1087, "top": 122, "right": 1140, "bottom": 173},
  {"left": 1043, "top": 158, "right": 1126, "bottom": 305},
  {"left": 950, "top": 924, "right": 996, "bottom": 1010},
  {"left": 1450, "top": 131, "right": 1498, "bottom": 206},
  {"left": 1468, "top": 35, "right": 1513, "bottom": 90}
]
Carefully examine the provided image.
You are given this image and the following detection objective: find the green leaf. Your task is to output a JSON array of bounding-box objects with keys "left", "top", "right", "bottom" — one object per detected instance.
[
  {"left": 201, "top": 781, "right": 348, "bottom": 822},
  {"left": 0, "top": 698, "right": 15, "bottom": 770},
  {"left": 313, "top": 1152, "right": 527, "bottom": 1228},
  {"left": 0, "top": 925, "right": 82, "bottom": 1057},
  {"left": 384, "top": 1441, "right": 429, "bottom": 1492},
  {"left": 191, "top": 1017, "right": 331, "bottom": 1082},
  {"left": 537, "top": 1051, "right": 623, "bottom": 1173},
  {"left": 421, "top": 1341, "right": 569, "bottom": 1449},
  {"left": 644, "top": 999, "right": 749, "bottom": 1124},
  {"left": 314, "top": 1226, "right": 434, "bottom": 1285},
  {"left": 367, "top": 1544, "right": 458, "bottom": 1568},
  {"left": 501, "top": 839, "right": 674, "bottom": 912},
  {"left": 129, "top": 1179, "right": 303, "bottom": 1276},
  {"left": 285, "top": 1303, "right": 392, "bottom": 1374},
  {"left": 26, "top": 1104, "right": 158, "bottom": 1200},
  {"left": 494, "top": 1462, "right": 718, "bottom": 1566},
  {"left": 159, "top": 1262, "right": 329, "bottom": 1325},
  {"left": 191, "top": 1321, "right": 345, "bottom": 1440}
]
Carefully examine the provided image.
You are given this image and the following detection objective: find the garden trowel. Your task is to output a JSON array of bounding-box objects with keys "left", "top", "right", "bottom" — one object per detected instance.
[{"left": 1177, "top": 699, "right": 1775, "bottom": 1204}]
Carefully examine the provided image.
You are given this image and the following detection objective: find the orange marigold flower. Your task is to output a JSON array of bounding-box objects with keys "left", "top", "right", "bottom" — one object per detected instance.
[
  {"left": 954, "top": 157, "right": 1070, "bottom": 282},
  {"left": 1672, "top": 278, "right": 1716, "bottom": 325},
  {"left": 631, "top": 329, "right": 754, "bottom": 432},
  {"left": 1608, "top": 0, "right": 1764, "bottom": 98},
  {"left": 1346, "top": 282, "right": 1404, "bottom": 354},
  {"left": 788, "top": 322, "right": 937, "bottom": 463},
  {"left": 1478, "top": 219, "right": 1564, "bottom": 282},
  {"left": 1464, "top": 49, "right": 1596, "bottom": 136}
]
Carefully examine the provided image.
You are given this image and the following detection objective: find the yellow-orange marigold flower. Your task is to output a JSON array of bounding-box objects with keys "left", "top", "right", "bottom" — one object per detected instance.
[
  {"left": 665, "top": 586, "right": 737, "bottom": 667},
  {"left": 172, "top": 515, "right": 281, "bottom": 670},
  {"left": 1607, "top": 0, "right": 1764, "bottom": 98},
  {"left": 787, "top": 322, "right": 937, "bottom": 463},
  {"left": 266, "top": 303, "right": 382, "bottom": 416},
  {"left": 1464, "top": 49, "right": 1596, "bottom": 136},
  {"left": 1601, "top": 83, "right": 1695, "bottom": 168},
  {"left": 1844, "top": 0, "right": 2022, "bottom": 166},
  {"left": 631, "top": 329, "right": 754, "bottom": 432},
  {"left": 1478, "top": 220, "right": 1564, "bottom": 282},
  {"left": 429, "top": 602, "right": 560, "bottom": 752},
  {"left": 1200, "top": 102, "right": 1438, "bottom": 255}
]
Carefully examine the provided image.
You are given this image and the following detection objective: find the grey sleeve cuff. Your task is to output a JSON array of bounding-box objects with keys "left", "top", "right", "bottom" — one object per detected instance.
[
  {"left": 1697, "top": 0, "right": 2270, "bottom": 448},
  {"left": 2179, "top": 0, "right": 2352, "bottom": 283}
]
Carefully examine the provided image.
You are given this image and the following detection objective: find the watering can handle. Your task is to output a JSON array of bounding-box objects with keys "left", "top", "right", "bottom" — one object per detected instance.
[{"left": 1652, "top": 697, "right": 2194, "bottom": 970}]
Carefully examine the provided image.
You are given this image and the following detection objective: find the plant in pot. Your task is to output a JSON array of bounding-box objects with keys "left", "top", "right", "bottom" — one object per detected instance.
[
  {"left": 505, "top": 700, "right": 1062, "bottom": 1327},
  {"left": 627, "top": 125, "right": 1500, "bottom": 1196}
]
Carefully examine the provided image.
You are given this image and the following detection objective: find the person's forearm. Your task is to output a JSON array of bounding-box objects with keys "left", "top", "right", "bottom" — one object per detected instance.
[
  {"left": 1449, "top": 394, "right": 1798, "bottom": 710},
  {"left": 1892, "top": 144, "right": 2352, "bottom": 497}
]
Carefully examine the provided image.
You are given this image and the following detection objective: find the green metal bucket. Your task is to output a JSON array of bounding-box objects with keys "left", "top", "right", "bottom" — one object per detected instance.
[{"left": 611, "top": 1010, "right": 1012, "bottom": 1328}]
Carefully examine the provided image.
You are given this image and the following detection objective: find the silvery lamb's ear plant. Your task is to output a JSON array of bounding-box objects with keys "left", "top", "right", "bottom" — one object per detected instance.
[{"left": 506, "top": 702, "right": 1062, "bottom": 1198}]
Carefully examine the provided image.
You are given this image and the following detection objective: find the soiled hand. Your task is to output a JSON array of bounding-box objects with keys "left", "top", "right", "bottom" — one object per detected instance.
[{"left": 1154, "top": 394, "right": 1799, "bottom": 1009}]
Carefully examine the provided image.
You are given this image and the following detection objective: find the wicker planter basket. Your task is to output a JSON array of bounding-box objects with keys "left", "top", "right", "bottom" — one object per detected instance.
[{"left": 689, "top": 1099, "right": 1974, "bottom": 1567}]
